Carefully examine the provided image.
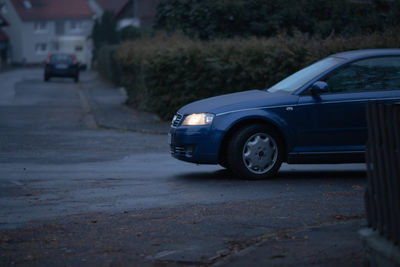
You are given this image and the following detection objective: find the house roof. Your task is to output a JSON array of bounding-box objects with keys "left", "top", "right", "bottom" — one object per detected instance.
[
  {"left": 10, "top": 0, "right": 94, "bottom": 21},
  {"left": 0, "top": 28, "right": 8, "bottom": 41},
  {"left": 114, "top": 0, "right": 132, "bottom": 19},
  {"left": 95, "top": 0, "right": 128, "bottom": 14},
  {"left": 114, "top": 0, "right": 160, "bottom": 29}
]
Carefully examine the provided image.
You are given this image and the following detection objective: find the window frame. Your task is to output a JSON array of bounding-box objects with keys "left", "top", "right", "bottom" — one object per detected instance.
[
  {"left": 69, "top": 20, "right": 83, "bottom": 32},
  {"left": 34, "top": 21, "right": 48, "bottom": 33},
  {"left": 35, "top": 42, "right": 48, "bottom": 54}
]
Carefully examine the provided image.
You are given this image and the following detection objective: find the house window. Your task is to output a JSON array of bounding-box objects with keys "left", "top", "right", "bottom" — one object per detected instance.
[
  {"left": 35, "top": 43, "right": 47, "bottom": 54},
  {"left": 70, "top": 21, "right": 82, "bottom": 32},
  {"left": 34, "top": 21, "right": 47, "bottom": 33}
]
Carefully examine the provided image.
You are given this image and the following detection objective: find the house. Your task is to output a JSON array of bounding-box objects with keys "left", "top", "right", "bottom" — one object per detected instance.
[
  {"left": 1, "top": 0, "right": 94, "bottom": 68},
  {"left": 114, "top": 0, "right": 161, "bottom": 30},
  {"left": 0, "top": 12, "right": 9, "bottom": 70}
]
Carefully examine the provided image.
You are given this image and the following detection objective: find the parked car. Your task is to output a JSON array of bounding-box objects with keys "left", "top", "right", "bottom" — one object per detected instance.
[
  {"left": 169, "top": 49, "right": 400, "bottom": 179},
  {"left": 44, "top": 53, "right": 80, "bottom": 83}
]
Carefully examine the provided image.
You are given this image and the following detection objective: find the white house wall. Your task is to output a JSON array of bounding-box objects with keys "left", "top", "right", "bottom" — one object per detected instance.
[
  {"left": 22, "top": 21, "right": 55, "bottom": 63},
  {"left": 2, "top": 0, "right": 23, "bottom": 63}
]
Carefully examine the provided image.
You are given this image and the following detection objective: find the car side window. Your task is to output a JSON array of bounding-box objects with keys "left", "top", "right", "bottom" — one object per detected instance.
[{"left": 322, "top": 56, "right": 400, "bottom": 94}]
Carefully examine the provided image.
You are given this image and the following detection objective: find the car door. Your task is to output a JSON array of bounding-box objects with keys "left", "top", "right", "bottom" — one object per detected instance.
[{"left": 294, "top": 56, "right": 400, "bottom": 153}]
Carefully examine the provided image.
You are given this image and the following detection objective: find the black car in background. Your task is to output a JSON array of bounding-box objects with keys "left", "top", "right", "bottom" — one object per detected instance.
[{"left": 44, "top": 53, "right": 80, "bottom": 83}]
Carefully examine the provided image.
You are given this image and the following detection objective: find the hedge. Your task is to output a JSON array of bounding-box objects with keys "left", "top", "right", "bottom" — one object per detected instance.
[
  {"left": 155, "top": 0, "right": 400, "bottom": 40},
  {"left": 99, "top": 30, "right": 400, "bottom": 120}
]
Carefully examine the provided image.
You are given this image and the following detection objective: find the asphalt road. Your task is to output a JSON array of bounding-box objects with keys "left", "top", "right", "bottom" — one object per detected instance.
[{"left": 0, "top": 69, "right": 367, "bottom": 266}]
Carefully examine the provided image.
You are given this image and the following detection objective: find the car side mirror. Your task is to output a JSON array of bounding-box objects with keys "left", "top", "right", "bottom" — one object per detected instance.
[{"left": 310, "top": 81, "right": 329, "bottom": 95}]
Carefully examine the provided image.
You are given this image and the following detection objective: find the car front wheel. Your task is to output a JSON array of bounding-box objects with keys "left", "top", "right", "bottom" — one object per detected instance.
[{"left": 227, "top": 124, "right": 283, "bottom": 179}]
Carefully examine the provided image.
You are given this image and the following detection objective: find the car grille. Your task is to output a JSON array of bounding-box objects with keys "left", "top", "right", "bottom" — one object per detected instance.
[
  {"left": 170, "top": 145, "right": 185, "bottom": 155},
  {"left": 171, "top": 113, "right": 183, "bottom": 127}
]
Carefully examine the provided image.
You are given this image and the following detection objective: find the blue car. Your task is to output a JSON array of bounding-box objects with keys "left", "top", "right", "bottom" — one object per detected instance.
[{"left": 169, "top": 49, "right": 400, "bottom": 179}]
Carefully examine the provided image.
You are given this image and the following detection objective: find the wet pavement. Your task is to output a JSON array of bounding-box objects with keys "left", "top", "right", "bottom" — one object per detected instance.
[{"left": 0, "top": 69, "right": 367, "bottom": 266}]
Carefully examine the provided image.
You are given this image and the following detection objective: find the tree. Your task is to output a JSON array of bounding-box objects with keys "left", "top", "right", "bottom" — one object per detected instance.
[{"left": 92, "top": 11, "right": 119, "bottom": 59}]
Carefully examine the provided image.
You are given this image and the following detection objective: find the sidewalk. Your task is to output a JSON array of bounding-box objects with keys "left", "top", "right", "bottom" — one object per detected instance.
[{"left": 79, "top": 71, "right": 170, "bottom": 134}]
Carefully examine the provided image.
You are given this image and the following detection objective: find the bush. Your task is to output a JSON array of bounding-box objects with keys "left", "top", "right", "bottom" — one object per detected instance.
[{"left": 98, "top": 30, "right": 400, "bottom": 120}]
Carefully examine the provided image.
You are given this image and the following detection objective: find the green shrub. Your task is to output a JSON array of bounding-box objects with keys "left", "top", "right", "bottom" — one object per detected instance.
[{"left": 99, "top": 30, "right": 400, "bottom": 120}]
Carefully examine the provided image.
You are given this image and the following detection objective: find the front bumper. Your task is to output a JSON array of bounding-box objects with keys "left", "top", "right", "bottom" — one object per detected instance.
[{"left": 169, "top": 125, "right": 222, "bottom": 164}]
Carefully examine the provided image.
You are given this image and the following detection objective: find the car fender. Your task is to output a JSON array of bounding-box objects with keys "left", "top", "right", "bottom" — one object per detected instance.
[{"left": 212, "top": 108, "right": 296, "bottom": 154}]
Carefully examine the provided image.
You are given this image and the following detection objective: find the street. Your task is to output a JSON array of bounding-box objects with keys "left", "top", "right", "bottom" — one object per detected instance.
[{"left": 0, "top": 69, "right": 367, "bottom": 266}]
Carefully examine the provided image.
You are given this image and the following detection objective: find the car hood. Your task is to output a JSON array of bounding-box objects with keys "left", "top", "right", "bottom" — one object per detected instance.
[{"left": 178, "top": 90, "right": 298, "bottom": 115}]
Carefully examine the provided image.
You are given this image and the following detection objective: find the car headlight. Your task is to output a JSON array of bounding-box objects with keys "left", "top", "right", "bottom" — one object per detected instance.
[{"left": 182, "top": 113, "right": 215, "bottom": 126}]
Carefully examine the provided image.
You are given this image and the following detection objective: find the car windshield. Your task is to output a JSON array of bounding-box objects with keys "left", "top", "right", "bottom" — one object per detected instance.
[
  {"left": 51, "top": 54, "right": 73, "bottom": 64},
  {"left": 267, "top": 57, "right": 345, "bottom": 93}
]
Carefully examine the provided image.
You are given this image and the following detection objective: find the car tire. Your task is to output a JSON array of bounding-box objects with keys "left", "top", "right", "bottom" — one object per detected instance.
[{"left": 227, "top": 124, "right": 283, "bottom": 179}]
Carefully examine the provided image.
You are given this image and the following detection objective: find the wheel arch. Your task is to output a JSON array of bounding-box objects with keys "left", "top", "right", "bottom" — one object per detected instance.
[{"left": 218, "top": 117, "right": 289, "bottom": 165}]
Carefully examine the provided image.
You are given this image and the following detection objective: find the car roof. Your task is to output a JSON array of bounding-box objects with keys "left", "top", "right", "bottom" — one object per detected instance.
[
  {"left": 51, "top": 53, "right": 73, "bottom": 56},
  {"left": 331, "top": 49, "right": 400, "bottom": 60}
]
